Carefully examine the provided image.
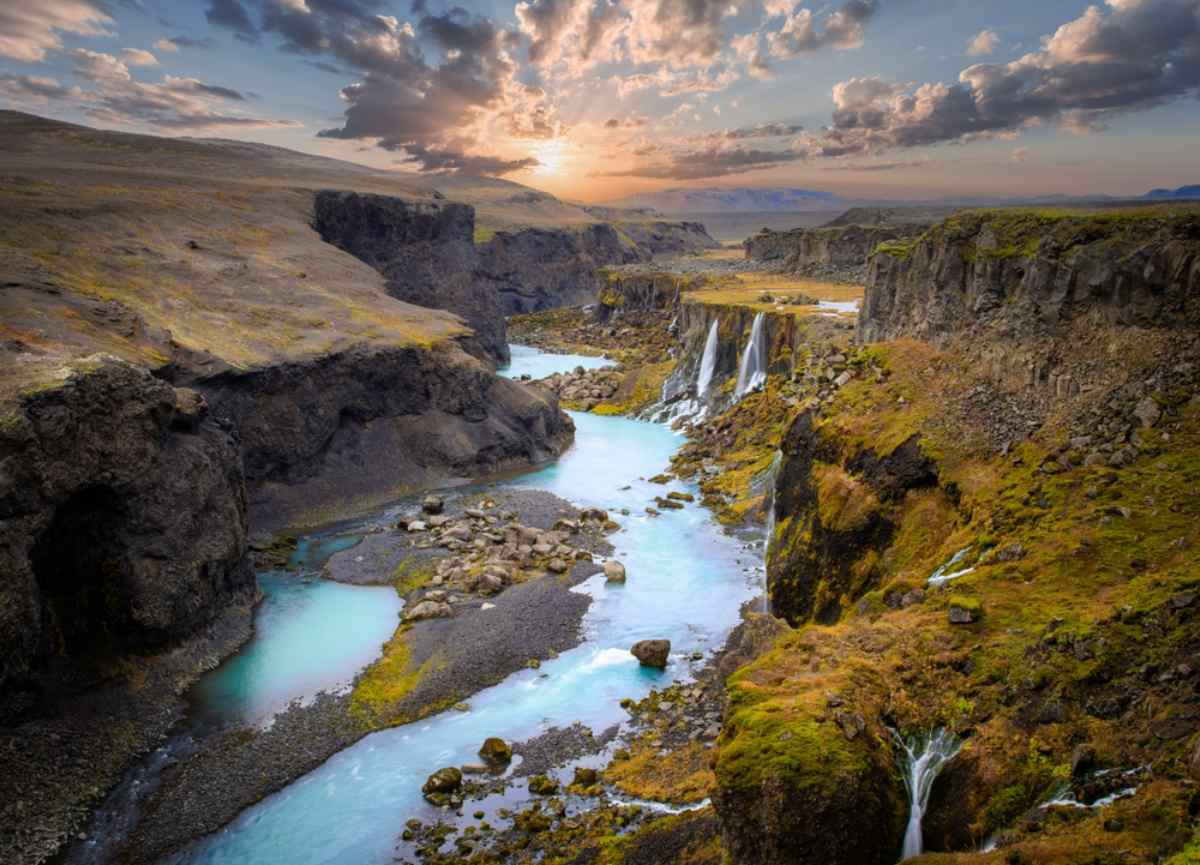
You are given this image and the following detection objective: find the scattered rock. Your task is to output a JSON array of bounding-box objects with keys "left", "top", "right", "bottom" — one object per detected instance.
[
  {"left": 631, "top": 639, "right": 671, "bottom": 668},
  {"left": 422, "top": 767, "right": 463, "bottom": 805},
  {"left": 527, "top": 774, "right": 560, "bottom": 795},
  {"left": 603, "top": 560, "right": 627, "bottom": 583},
  {"left": 422, "top": 495, "right": 445, "bottom": 515},
  {"left": 479, "top": 737, "right": 513, "bottom": 767},
  {"left": 948, "top": 596, "right": 982, "bottom": 625},
  {"left": 405, "top": 600, "right": 454, "bottom": 621}
]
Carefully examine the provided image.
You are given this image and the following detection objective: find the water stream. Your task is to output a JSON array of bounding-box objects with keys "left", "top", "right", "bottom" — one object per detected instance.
[
  {"left": 892, "top": 729, "right": 962, "bottom": 861},
  {"left": 695, "top": 320, "right": 720, "bottom": 405},
  {"left": 161, "top": 347, "right": 758, "bottom": 865},
  {"left": 734, "top": 312, "right": 767, "bottom": 399}
]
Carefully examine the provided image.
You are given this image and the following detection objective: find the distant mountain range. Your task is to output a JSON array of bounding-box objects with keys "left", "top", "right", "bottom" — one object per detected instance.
[
  {"left": 1144, "top": 185, "right": 1200, "bottom": 200},
  {"left": 605, "top": 184, "right": 1200, "bottom": 215},
  {"left": 609, "top": 187, "right": 843, "bottom": 214}
]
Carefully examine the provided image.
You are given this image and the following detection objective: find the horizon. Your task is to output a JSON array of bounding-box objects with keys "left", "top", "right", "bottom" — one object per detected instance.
[{"left": 1, "top": 1, "right": 1199, "bottom": 203}]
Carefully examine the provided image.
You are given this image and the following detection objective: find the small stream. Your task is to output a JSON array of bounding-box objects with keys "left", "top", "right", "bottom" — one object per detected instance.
[{"left": 150, "top": 346, "right": 759, "bottom": 865}]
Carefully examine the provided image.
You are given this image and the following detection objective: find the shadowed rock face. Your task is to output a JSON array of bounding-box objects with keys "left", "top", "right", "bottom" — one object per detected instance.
[
  {"left": 858, "top": 210, "right": 1200, "bottom": 344},
  {"left": 480, "top": 222, "right": 718, "bottom": 314},
  {"left": 0, "top": 356, "right": 254, "bottom": 702},
  {"left": 196, "top": 342, "right": 574, "bottom": 531},
  {"left": 312, "top": 190, "right": 509, "bottom": 365}
]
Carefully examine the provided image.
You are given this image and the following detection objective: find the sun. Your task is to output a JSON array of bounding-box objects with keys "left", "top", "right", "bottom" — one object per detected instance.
[{"left": 531, "top": 138, "right": 568, "bottom": 176}]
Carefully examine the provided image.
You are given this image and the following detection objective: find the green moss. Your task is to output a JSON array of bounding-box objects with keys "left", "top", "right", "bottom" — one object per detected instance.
[
  {"left": 813, "top": 462, "right": 880, "bottom": 532},
  {"left": 390, "top": 558, "right": 437, "bottom": 596}
]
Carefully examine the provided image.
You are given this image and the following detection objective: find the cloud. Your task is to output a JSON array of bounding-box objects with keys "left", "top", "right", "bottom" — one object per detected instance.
[
  {"left": 767, "top": 0, "right": 877, "bottom": 60},
  {"left": 0, "top": 73, "right": 83, "bottom": 104},
  {"left": 312, "top": 7, "right": 557, "bottom": 175},
  {"left": 732, "top": 31, "right": 772, "bottom": 79},
  {"left": 810, "top": 0, "right": 1200, "bottom": 158},
  {"left": 819, "top": 157, "right": 927, "bottom": 171},
  {"left": 1011, "top": 146, "right": 1029, "bottom": 163},
  {"left": 400, "top": 142, "right": 539, "bottom": 174},
  {"left": 121, "top": 48, "right": 159, "bottom": 66},
  {"left": 605, "top": 144, "right": 805, "bottom": 179},
  {"left": 720, "top": 121, "right": 804, "bottom": 138},
  {"left": 153, "top": 37, "right": 180, "bottom": 53},
  {"left": 205, "top": 0, "right": 258, "bottom": 40},
  {"left": 163, "top": 34, "right": 216, "bottom": 49},
  {"left": 0, "top": 48, "right": 295, "bottom": 130},
  {"left": 0, "top": 1, "right": 113, "bottom": 62},
  {"left": 604, "top": 115, "right": 648, "bottom": 128},
  {"left": 966, "top": 28, "right": 998, "bottom": 56}
]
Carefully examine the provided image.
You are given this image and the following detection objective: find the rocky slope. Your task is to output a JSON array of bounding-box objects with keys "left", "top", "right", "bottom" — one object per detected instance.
[{"left": 724, "top": 206, "right": 1200, "bottom": 865}]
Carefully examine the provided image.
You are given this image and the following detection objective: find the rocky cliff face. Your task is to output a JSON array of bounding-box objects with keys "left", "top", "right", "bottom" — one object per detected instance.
[
  {"left": 312, "top": 190, "right": 509, "bottom": 365},
  {"left": 0, "top": 356, "right": 253, "bottom": 706},
  {"left": 198, "top": 342, "right": 572, "bottom": 530},
  {"left": 859, "top": 209, "right": 1200, "bottom": 344},
  {"left": 745, "top": 223, "right": 924, "bottom": 280},
  {"left": 481, "top": 222, "right": 717, "bottom": 314}
]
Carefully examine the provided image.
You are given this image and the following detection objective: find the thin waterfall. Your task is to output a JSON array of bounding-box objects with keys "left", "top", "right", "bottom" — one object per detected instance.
[
  {"left": 891, "top": 729, "right": 962, "bottom": 860},
  {"left": 695, "top": 320, "right": 719, "bottom": 402},
  {"left": 735, "top": 312, "right": 767, "bottom": 398}
]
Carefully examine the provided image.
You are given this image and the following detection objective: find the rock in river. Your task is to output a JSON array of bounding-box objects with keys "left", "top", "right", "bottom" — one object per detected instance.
[
  {"left": 422, "top": 767, "right": 463, "bottom": 805},
  {"left": 631, "top": 639, "right": 670, "bottom": 668},
  {"left": 603, "top": 560, "right": 627, "bottom": 583},
  {"left": 422, "top": 495, "right": 445, "bottom": 515},
  {"left": 479, "top": 737, "right": 513, "bottom": 767}
]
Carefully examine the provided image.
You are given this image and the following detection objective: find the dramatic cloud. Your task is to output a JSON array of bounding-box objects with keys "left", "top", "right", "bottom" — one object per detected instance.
[
  {"left": 311, "top": 7, "right": 555, "bottom": 174},
  {"left": 152, "top": 37, "right": 180, "bottom": 53},
  {"left": 811, "top": 0, "right": 1200, "bottom": 158},
  {"left": 605, "top": 115, "right": 648, "bottom": 128},
  {"left": 0, "top": 48, "right": 294, "bottom": 130},
  {"left": 0, "top": 1, "right": 112, "bottom": 62},
  {"left": 121, "top": 48, "right": 159, "bottom": 66},
  {"left": 966, "top": 28, "right": 999, "bottom": 56},
  {"left": 767, "top": 0, "right": 877, "bottom": 60},
  {"left": 606, "top": 144, "right": 805, "bottom": 179}
]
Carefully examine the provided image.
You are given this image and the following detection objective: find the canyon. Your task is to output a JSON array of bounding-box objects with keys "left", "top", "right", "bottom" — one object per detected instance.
[{"left": 1, "top": 109, "right": 1198, "bottom": 865}]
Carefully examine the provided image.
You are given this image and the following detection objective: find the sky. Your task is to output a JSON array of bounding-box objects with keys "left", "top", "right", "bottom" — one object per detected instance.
[{"left": 0, "top": 0, "right": 1198, "bottom": 202}]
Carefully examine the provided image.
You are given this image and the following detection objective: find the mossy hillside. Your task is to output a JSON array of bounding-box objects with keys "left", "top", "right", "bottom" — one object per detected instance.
[
  {"left": 728, "top": 337, "right": 1200, "bottom": 859},
  {"left": 871, "top": 204, "right": 1200, "bottom": 265},
  {"left": 0, "top": 177, "right": 467, "bottom": 379},
  {"left": 590, "top": 360, "right": 675, "bottom": 417}
]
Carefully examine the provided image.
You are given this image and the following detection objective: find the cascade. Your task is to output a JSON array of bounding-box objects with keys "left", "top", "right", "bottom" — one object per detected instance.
[
  {"left": 695, "top": 320, "right": 720, "bottom": 403},
  {"left": 734, "top": 312, "right": 767, "bottom": 398},
  {"left": 891, "top": 729, "right": 962, "bottom": 860}
]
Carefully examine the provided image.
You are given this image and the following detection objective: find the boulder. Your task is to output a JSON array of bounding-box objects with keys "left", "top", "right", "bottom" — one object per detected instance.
[
  {"left": 603, "top": 560, "right": 627, "bottom": 583},
  {"left": 479, "top": 737, "right": 513, "bottom": 767},
  {"left": 948, "top": 596, "right": 982, "bottom": 625},
  {"left": 406, "top": 600, "right": 453, "bottom": 621},
  {"left": 422, "top": 767, "right": 463, "bottom": 805},
  {"left": 572, "top": 767, "right": 599, "bottom": 787},
  {"left": 422, "top": 495, "right": 445, "bottom": 515},
  {"left": 631, "top": 639, "right": 670, "bottom": 668}
]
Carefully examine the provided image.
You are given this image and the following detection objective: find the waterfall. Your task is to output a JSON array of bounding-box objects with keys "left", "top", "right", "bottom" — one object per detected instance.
[
  {"left": 695, "top": 320, "right": 719, "bottom": 402},
  {"left": 735, "top": 312, "right": 767, "bottom": 399},
  {"left": 891, "top": 729, "right": 962, "bottom": 860}
]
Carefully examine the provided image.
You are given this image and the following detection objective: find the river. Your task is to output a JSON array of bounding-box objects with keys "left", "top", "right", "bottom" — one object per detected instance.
[{"left": 158, "top": 346, "right": 759, "bottom": 864}]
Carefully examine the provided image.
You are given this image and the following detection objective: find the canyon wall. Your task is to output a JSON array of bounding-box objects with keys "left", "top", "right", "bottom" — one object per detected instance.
[
  {"left": 481, "top": 221, "right": 717, "bottom": 314},
  {"left": 859, "top": 209, "right": 1200, "bottom": 344},
  {"left": 744, "top": 223, "right": 924, "bottom": 279}
]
